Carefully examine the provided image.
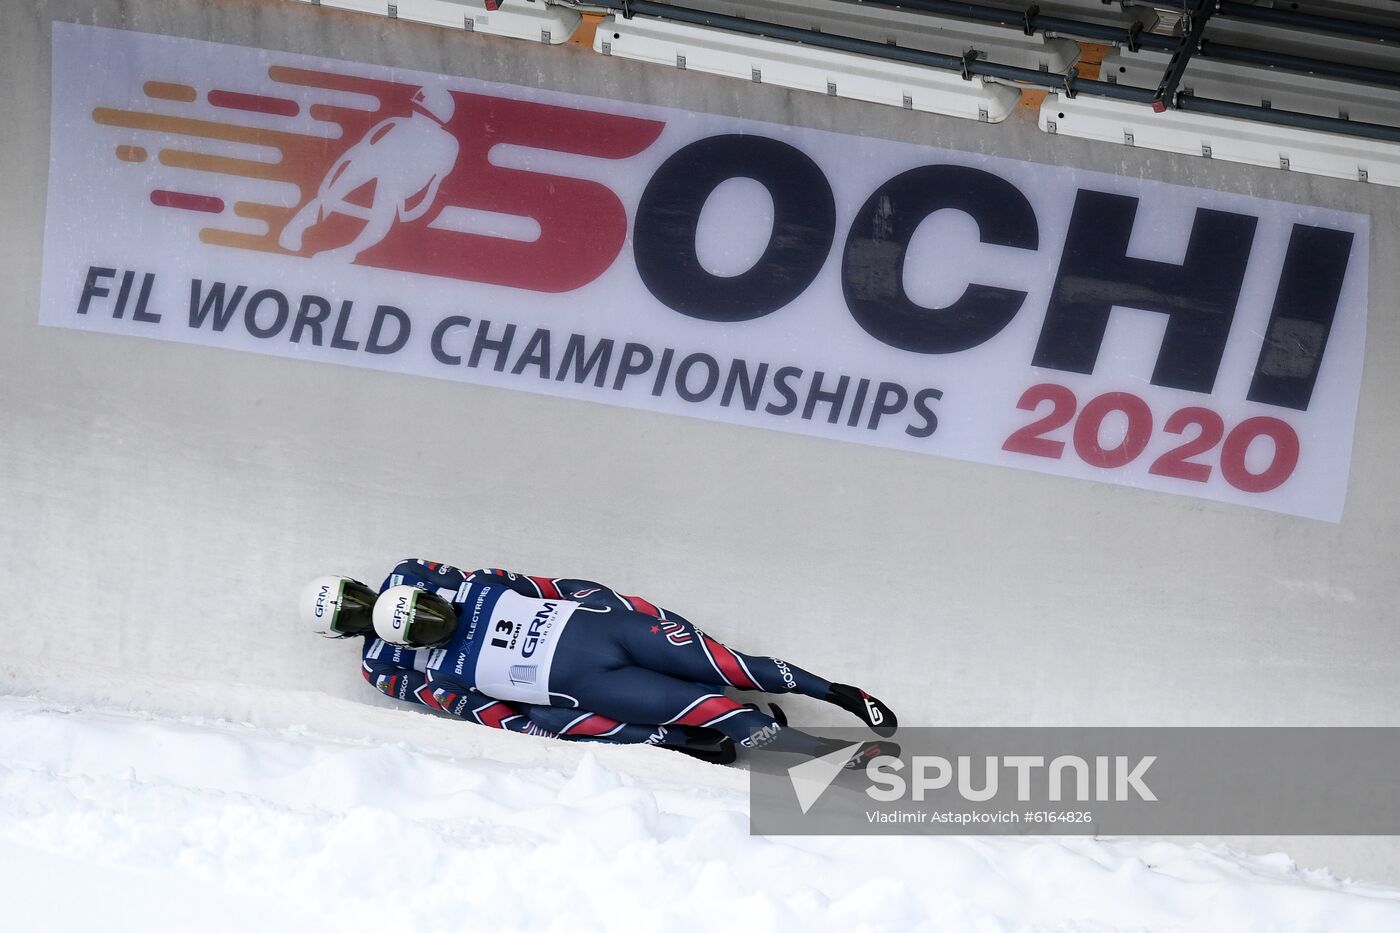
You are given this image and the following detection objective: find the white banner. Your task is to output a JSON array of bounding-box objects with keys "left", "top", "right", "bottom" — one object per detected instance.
[{"left": 41, "top": 23, "right": 1370, "bottom": 521}]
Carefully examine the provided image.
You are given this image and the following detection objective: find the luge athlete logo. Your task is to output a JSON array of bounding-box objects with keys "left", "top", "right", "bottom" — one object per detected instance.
[{"left": 93, "top": 64, "right": 663, "bottom": 291}]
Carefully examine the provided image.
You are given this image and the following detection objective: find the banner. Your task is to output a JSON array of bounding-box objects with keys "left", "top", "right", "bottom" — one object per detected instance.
[{"left": 41, "top": 23, "right": 1371, "bottom": 520}]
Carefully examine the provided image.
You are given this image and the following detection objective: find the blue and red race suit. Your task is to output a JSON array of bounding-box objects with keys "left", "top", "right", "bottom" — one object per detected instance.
[
  {"left": 363, "top": 560, "right": 699, "bottom": 746},
  {"left": 365, "top": 559, "right": 837, "bottom": 756}
]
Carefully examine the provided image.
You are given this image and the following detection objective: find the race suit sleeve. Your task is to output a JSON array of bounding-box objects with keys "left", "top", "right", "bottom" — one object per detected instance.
[
  {"left": 466, "top": 568, "right": 692, "bottom": 625},
  {"left": 384, "top": 559, "right": 686, "bottom": 623},
  {"left": 379, "top": 558, "right": 470, "bottom": 596}
]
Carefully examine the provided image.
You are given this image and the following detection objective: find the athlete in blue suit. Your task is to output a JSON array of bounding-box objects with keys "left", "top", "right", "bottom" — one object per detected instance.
[{"left": 302, "top": 559, "right": 897, "bottom": 764}]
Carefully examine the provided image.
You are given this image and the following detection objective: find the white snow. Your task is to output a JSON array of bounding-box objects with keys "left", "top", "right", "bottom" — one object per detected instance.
[{"left": 1, "top": 690, "right": 1398, "bottom": 932}]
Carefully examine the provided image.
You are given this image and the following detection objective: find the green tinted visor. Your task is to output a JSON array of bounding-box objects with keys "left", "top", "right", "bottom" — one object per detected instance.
[
  {"left": 402, "top": 589, "right": 458, "bottom": 648},
  {"left": 332, "top": 579, "right": 378, "bottom": 637}
]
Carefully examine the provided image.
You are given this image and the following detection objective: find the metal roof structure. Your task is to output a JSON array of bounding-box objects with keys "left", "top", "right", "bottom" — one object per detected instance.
[{"left": 290, "top": 0, "right": 1400, "bottom": 185}]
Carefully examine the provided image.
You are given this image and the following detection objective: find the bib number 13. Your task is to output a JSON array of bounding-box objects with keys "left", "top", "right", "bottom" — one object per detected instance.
[{"left": 490, "top": 618, "right": 513, "bottom": 650}]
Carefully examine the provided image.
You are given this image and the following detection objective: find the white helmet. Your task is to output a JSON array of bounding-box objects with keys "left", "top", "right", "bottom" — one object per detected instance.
[
  {"left": 300, "top": 575, "right": 378, "bottom": 638},
  {"left": 374, "top": 584, "right": 458, "bottom": 648},
  {"left": 410, "top": 85, "right": 456, "bottom": 124}
]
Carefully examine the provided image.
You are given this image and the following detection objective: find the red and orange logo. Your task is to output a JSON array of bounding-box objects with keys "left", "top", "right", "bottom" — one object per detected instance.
[{"left": 95, "top": 66, "right": 664, "bottom": 292}]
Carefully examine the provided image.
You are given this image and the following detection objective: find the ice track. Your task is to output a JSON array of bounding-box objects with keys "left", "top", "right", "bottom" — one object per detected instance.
[{"left": 1, "top": 689, "right": 1398, "bottom": 933}]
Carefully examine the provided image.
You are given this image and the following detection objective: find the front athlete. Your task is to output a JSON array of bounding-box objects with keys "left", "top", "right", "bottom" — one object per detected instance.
[{"left": 303, "top": 564, "right": 737, "bottom": 761}]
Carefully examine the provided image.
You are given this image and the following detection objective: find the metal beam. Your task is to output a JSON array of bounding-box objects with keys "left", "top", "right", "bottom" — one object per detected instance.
[
  {"left": 1215, "top": 1, "right": 1400, "bottom": 44},
  {"left": 1198, "top": 39, "right": 1400, "bottom": 91},
  {"left": 852, "top": 0, "right": 1399, "bottom": 92},
  {"left": 851, "top": 0, "right": 1177, "bottom": 49},
  {"left": 1152, "top": 0, "right": 1214, "bottom": 111},
  {"left": 595, "top": 0, "right": 1154, "bottom": 100},
  {"left": 1176, "top": 93, "right": 1400, "bottom": 143},
  {"left": 586, "top": 0, "right": 1400, "bottom": 144}
]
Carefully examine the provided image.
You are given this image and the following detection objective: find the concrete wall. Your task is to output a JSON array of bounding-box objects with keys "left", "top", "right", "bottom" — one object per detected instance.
[{"left": 3, "top": 0, "right": 1397, "bottom": 881}]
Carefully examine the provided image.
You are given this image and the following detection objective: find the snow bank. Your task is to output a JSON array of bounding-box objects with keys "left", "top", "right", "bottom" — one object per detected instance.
[{"left": 2, "top": 691, "right": 1397, "bottom": 932}]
